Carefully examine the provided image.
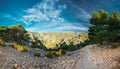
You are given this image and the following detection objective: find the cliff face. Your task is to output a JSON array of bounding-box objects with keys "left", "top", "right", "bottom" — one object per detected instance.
[{"left": 0, "top": 45, "right": 120, "bottom": 69}]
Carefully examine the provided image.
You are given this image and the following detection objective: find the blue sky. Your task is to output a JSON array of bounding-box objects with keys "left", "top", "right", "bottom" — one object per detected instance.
[{"left": 0, "top": 0, "right": 120, "bottom": 33}]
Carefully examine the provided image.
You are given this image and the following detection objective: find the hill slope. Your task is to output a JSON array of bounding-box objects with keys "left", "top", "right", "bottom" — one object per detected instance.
[
  {"left": 0, "top": 45, "right": 120, "bottom": 69},
  {"left": 28, "top": 32, "right": 88, "bottom": 49}
]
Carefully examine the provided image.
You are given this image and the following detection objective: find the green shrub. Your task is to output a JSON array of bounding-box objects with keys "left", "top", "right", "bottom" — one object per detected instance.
[
  {"left": 34, "top": 52, "right": 41, "bottom": 57},
  {"left": 46, "top": 49, "right": 66, "bottom": 58},
  {"left": 110, "top": 43, "right": 120, "bottom": 49},
  {"left": 0, "top": 39, "right": 5, "bottom": 46},
  {"left": 55, "top": 49, "right": 66, "bottom": 56},
  {"left": 45, "top": 52, "right": 56, "bottom": 58},
  {"left": 30, "top": 38, "right": 41, "bottom": 48},
  {"left": 67, "top": 43, "right": 76, "bottom": 51},
  {"left": 111, "top": 45, "right": 118, "bottom": 49},
  {"left": 17, "top": 40, "right": 25, "bottom": 45},
  {"left": 0, "top": 27, "right": 8, "bottom": 31},
  {"left": 10, "top": 43, "right": 30, "bottom": 52},
  {"left": 0, "top": 24, "right": 28, "bottom": 43}
]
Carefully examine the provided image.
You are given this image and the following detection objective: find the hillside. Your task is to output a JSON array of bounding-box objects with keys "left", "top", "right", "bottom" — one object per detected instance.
[
  {"left": 0, "top": 25, "right": 88, "bottom": 57},
  {"left": 0, "top": 45, "right": 120, "bottom": 69},
  {"left": 0, "top": 24, "right": 120, "bottom": 69},
  {"left": 28, "top": 32, "right": 88, "bottom": 49}
]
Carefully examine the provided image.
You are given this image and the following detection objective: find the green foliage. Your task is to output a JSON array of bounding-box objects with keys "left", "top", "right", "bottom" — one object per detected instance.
[
  {"left": 0, "top": 26, "right": 8, "bottom": 31},
  {"left": 30, "top": 39, "right": 41, "bottom": 48},
  {"left": 67, "top": 42, "right": 76, "bottom": 51},
  {"left": 89, "top": 10, "right": 120, "bottom": 44},
  {"left": 45, "top": 52, "right": 56, "bottom": 58},
  {"left": 10, "top": 43, "right": 30, "bottom": 52},
  {"left": 45, "top": 49, "right": 66, "bottom": 58},
  {"left": 34, "top": 52, "right": 41, "bottom": 57},
  {"left": 93, "top": 31, "right": 108, "bottom": 44},
  {"left": 58, "top": 41, "right": 76, "bottom": 51},
  {"left": 111, "top": 45, "right": 118, "bottom": 49},
  {"left": 0, "top": 24, "right": 28, "bottom": 44},
  {"left": 110, "top": 43, "right": 120, "bottom": 49},
  {"left": 0, "top": 39, "right": 5, "bottom": 46},
  {"left": 55, "top": 49, "right": 66, "bottom": 56}
]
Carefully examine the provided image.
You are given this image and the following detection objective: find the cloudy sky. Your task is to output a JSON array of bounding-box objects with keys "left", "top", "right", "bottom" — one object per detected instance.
[{"left": 0, "top": 0, "right": 119, "bottom": 32}]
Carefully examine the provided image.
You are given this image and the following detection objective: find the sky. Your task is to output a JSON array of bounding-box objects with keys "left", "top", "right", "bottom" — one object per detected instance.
[{"left": 0, "top": 0, "right": 120, "bottom": 33}]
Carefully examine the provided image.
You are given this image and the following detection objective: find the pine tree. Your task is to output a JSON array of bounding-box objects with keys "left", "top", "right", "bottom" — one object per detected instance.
[
  {"left": 88, "top": 10, "right": 120, "bottom": 44},
  {"left": 89, "top": 10, "right": 108, "bottom": 43}
]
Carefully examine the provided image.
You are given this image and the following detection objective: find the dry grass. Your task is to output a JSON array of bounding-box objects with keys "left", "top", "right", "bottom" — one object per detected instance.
[
  {"left": 10, "top": 43, "right": 30, "bottom": 52},
  {"left": 0, "top": 39, "right": 5, "bottom": 46}
]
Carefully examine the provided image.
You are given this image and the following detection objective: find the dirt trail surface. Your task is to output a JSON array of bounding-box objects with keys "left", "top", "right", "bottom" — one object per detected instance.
[{"left": 0, "top": 45, "right": 120, "bottom": 69}]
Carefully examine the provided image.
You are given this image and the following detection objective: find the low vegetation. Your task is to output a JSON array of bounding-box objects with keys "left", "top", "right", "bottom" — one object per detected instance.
[
  {"left": 0, "top": 24, "right": 29, "bottom": 45},
  {"left": 46, "top": 49, "right": 66, "bottom": 58},
  {"left": 34, "top": 52, "right": 41, "bottom": 57},
  {"left": 0, "top": 39, "right": 5, "bottom": 46},
  {"left": 10, "top": 43, "right": 30, "bottom": 52}
]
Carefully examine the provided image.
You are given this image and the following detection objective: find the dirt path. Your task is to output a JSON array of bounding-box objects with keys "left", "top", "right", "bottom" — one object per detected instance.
[{"left": 76, "top": 45, "right": 120, "bottom": 69}]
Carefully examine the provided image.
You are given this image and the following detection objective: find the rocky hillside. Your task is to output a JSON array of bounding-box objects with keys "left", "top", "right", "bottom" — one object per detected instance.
[
  {"left": 0, "top": 45, "right": 120, "bottom": 69},
  {"left": 0, "top": 25, "right": 120, "bottom": 69},
  {"left": 28, "top": 32, "right": 88, "bottom": 49},
  {"left": 0, "top": 25, "right": 88, "bottom": 57}
]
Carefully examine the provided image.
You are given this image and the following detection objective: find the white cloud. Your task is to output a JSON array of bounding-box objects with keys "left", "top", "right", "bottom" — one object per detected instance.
[
  {"left": 56, "top": 23, "right": 88, "bottom": 31},
  {"left": 20, "top": 0, "right": 89, "bottom": 32},
  {"left": 21, "top": 0, "right": 66, "bottom": 25},
  {"left": 25, "top": 22, "right": 88, "bottom": 33},
  {"left": 68, "top": 1, "right": 91, "bottom": 22},
  {"left": 3, "top": 14, "right": 19, "bottom": 21},
  {"left": 77, "top": 9, "right": 91, "bottom": 22}
]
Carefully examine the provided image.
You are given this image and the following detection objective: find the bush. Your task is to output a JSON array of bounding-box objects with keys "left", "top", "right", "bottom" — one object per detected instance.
[
  {"left": 45, "top": 52, "right": 56, "bottom": 58},
  {"left": 0, "top": 39, "right": 5, "bottom": 46},
  {"left": 17, "top": 40, "right": 25, "bottom": 45},
  {"left": 10, "top": 43, "right": 30, "bottom": 52},
  {"left": 30, "top": 38, "right": 41, "bottom": 48},
  {"left": 111, "top": 45, "right": 118, "bottom": 49},
  {"left": 46, "top": 49, "right": 66, "bottom": 58},
  {"left": 55, "top": 49, "right": 66, "bottom": 56},
  {"left": 34, "top": 52, "right": 41, "bottom": 57},
  {"left": 0, "top": 24, "right": 27, "bottom": 43},
  {"left": 110, "top": 43, "right": 120, "bottom": 49},
  {"left": 67, "top": 43, "right": 76, "bottom": 51},
  {"left": 0, "top": 26, "right": 8, "bottom": 31}
]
